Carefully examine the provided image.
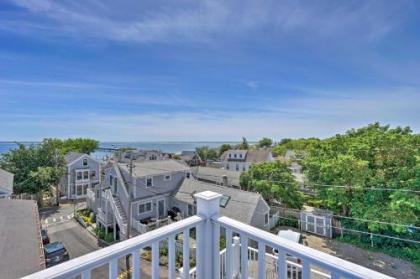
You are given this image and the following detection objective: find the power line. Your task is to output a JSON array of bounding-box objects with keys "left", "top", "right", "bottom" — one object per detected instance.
[
  {"left": 273, "top": 206, "right": 420, "bottom": 230},
  {"left": 195, "top": 172, "right": 420, "bottom": 194},
  {"left": 272, "top": 215, "right": 420, "bottom": 245}
]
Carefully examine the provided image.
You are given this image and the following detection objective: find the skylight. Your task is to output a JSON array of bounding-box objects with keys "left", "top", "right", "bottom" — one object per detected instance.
[{"left": 219, "top": 195, "right": 230, "bottom": 208}]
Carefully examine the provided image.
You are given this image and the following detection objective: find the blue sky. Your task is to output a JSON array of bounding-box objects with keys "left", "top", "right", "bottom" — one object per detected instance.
[{"left": 0, "top": 0, "right": 419, "bottom": 141}]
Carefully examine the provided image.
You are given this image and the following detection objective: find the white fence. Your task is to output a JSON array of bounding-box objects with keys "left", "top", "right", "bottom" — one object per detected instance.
[{"left": 23, "top": 191, "right": 393, "bottom": 279}]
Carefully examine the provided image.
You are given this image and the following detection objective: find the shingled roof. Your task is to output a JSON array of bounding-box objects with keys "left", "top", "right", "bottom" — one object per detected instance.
[
  {"left": 220, "top": 149, "right": 272, "bottom": 163},
  {"left": 64, "top": 151, "right": 85, "bottom": 164},
  {"left": 0, "top": 168, "right": 13, "bottom": 195},
  {"left": 174, "top": 179, "right": 265, "bottom": 225},
  {"left": 0, "top": 199, "right": 44, "bottom": 278},
  {"left": 192, "top": 167, "right": 240, "bottom": 187},
  {"left": 118, "top": 159, "right": 190, "bottom": 177}
]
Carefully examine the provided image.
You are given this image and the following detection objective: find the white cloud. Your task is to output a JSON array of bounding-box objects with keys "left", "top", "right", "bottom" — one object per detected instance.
[
  {"left": 5, "top": 0, "right": 407, "bottom": 44},
  {"left": 1, "top": 86, "right": 418, "bottom": 141}
]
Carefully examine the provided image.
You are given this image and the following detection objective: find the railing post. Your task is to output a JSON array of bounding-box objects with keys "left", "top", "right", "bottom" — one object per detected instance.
[
  {"left": 232, "top": 236, "right": 240, "bottom": 278},
  {"left": 194, "top": 191, "right": 222, "bottom": 279}
]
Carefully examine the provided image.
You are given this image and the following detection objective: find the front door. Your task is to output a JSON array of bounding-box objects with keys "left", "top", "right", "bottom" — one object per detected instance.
[{"left": 157, "top": 199, "right": 165, "bottom": 219}]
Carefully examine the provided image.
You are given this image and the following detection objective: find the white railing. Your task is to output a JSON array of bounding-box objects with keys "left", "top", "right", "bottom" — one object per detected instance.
[
  {"left": 105, "top": 189, "right": 127, "bottom": 235},
  {"left": 132, "top": 217, "right": 173, "bottom": 234},
  {"left": 24, "top": 191, "right": 393, "bottom": 279}
]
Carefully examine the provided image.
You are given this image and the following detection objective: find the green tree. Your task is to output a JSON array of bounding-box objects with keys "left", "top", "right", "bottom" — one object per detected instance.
[
  {"left": 218, "top": 144, "right": 232, "bottom": 157},
  {"left": 258, "top": 137, "right": 273, "bottom": 148},
  {"left": 240, "top": 161, "right": 304, "bottom": 208},
  {"left": 195, "top": 146, "right": 218, "bottom": 162},
  {"left": 238, "top": 137, "right": 249, "bottom": 150},
  {"left": 304, "top": 123, "right": 420, "bottom": 233},
  {"left": 0, "top": 141, "right": 65, "bottom": 194}
]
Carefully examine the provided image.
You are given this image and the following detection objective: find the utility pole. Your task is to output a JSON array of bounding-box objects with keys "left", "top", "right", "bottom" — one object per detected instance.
[{"left": 125, "top": 152, "right": 134, "bottom": 276}]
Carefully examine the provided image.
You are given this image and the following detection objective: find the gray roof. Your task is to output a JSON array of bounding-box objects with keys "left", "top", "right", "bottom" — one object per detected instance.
[
  {"left": 180, "top": 151, "right": 200, "bottom": 161},
  {"left": 175, "top": 179, "right": 265, "bottom": 224},
  {"left": 64, "top": 151, "right": 85, "bottom": 164},
  {"left": 192, "top": 167, "right": 240, "bottom": 187},
  {"left": 118, "top": 159, "right": 190, "bottom": 177},
  {"left": 0, "top": 168, "right": 13, "bottom": 194},
  {"left": 0, "top": 199, "right": 44, "bottom": 278},
  {"left": 221, "top": 149, "right": 272, "bottom": 163}
]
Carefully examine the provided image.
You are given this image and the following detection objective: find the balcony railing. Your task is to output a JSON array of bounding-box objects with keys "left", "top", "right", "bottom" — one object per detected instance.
[
  {"left": 132, "top": 216, "right": 173, "bottom": 235},
  {"left": 23, "top": 191, "right": 393, "bottom": 279}
]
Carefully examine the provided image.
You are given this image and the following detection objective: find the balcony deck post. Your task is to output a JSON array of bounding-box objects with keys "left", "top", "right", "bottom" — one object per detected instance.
[{"left": 194, "top": 191, "right": 222, "bottom": 279}]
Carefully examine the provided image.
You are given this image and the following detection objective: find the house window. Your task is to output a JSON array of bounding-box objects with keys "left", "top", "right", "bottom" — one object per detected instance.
[
  {"left": 91, "top": 170, "right": 96, "bottom": 178},
  {"left": 96, "top": 190, "right": 100, "bottom": 198},
  {"left": 146, "top": 177, "right": 153, "bottom": 187},
  {"left": 83, "top": 158, "right": 88, "bottom": 166},
  {"left": 229, "top": 154, "right": 232, "bottom": 158},
  {"left": 164, "top": 174, "right": 171, "bottom": 181},
  {"left": 77, "top": 171, "right": 82, "bottom": 181},
  {"left": 240, "top": 154, "right": 242, "bottom": 158},
  {"left": 139, "top": 202, "right": 152, "bottom": 214},
  {"left": 83, "top": 184, "right": 89, "bottom": 195},
  {"left": 234, "top": 154, "right": 237, "bottom": 158},
  {"left": 188, "top": 204, "right": 195, "bottom": 216},
  {"left": 83, "top": 171, "right": 89, "bottom": 180},
  {"left": 265, "top": 213, "right": 269, "bottom": 225},
  {"left": 76, "top": 185, "right": 83, "bottom": 196},
  {"left": 109, "top": 175, "right": 113, "bottom": 185}
]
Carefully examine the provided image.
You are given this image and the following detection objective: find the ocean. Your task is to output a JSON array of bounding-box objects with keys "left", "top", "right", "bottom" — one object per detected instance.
[{"left": 0, "top": 141, "right": 236, "bottom": 161}]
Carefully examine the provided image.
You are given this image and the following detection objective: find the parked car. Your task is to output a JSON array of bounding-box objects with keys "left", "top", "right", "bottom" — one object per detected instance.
[
  {"left": 41, "top": 229, "right": 50, "bottom": 245},
  {"left": 44, "top": 242, "right": 70, "bottom": 267}
]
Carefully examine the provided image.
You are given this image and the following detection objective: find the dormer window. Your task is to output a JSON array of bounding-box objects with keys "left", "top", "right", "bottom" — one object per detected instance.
[
  {"left": 234, "top": 154, "right": 237, "bottom": 158},
  {"left": 229, "top": 154, "right": 232, "bottom": 158},
  {"left": 146, "top": 177, "right": 153, "bottom": 187},
  {"left": 239, "top": 154, "right": 242, "bottom": 158},
  {"left": 83, "top": 158, "right": 88, "bottom": 166}
]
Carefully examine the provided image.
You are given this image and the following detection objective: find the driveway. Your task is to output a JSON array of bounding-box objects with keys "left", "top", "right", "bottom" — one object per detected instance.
[{"left": 43, "top": 216, "right": 169, "bottom": 278}]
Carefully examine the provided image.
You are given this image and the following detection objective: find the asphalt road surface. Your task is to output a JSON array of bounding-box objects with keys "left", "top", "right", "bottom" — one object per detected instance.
[{"left": 44, "top": 219, "right": 169, "bottom": 278}]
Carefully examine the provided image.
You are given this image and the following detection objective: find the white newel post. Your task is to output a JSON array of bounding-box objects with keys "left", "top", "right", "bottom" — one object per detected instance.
[
  {"left": 232, "top": 236, "right": 241, "bottom": 278},
  {"left": 194, "top": 191, "right": 222, "bottom": 279}
]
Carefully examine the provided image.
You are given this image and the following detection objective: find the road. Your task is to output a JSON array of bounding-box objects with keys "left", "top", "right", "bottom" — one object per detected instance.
[{"left": 43, "top": 214, "right": 169, "bottom": 278}]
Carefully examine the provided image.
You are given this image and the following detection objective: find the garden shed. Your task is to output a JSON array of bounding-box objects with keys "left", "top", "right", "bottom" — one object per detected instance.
[{"left": 300, "top": 206, "right": 333, "bottom": 238}]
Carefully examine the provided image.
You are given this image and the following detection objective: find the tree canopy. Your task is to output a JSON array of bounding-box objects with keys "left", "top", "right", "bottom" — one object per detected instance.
[
  {"left": 218, "top": 144, "right": 232, "bottom": 157},
  {"left": 258, "top": 137, "right": 273, "bottom": 148},
  {"left": 240, "top": 161, "right": 304, "bottom": 208},
  {"left": 303, "top": 123, "right": 419, "bottom": 234},
  {"left": 272, "top": 138, "right": 320, "bottom": 156},
  {"left": 195, "top": 146, "right": 218, "bottom": 162},
  {"left": 238, "top": 137, "right": 249, "bottom": 150},
  {"left": 43, "top": 138, "right": 99, "bottom": 154},
  {"left": 0, "top": 138, "right": 99, "bottom": 194}
]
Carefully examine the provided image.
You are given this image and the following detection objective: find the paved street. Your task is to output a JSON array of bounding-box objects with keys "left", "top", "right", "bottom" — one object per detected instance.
[
  {"left": 42, "top": 207, "right": 168, "bottom": 278},
  {"left": 40, "top": 202, "right": 85, "bottom": 227}
]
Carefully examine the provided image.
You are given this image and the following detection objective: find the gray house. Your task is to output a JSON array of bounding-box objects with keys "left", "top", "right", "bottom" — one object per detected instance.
[
  {"left": 118, "top": 149, "right": 167, "bottom": 163},
  {"left": 0, "top": 168, "right": 14, "bottom": 199},
  {"left": 90, "top": 159, "right": 191, "bottom": 240},
  {"left": 192, "top": 166, "right": 241, "bottom": 188},
  {"left": 173, "top": 179, "right": 271, "bottom": 231},
  {"left": 220, "top": 149, "right": 274, "bottom": 172},
  {"left": 178, "top": 151, "right": 201, "bottom": 166},
  {"left": 60, "top": 152, "right": 100, "bottom": 200}
]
